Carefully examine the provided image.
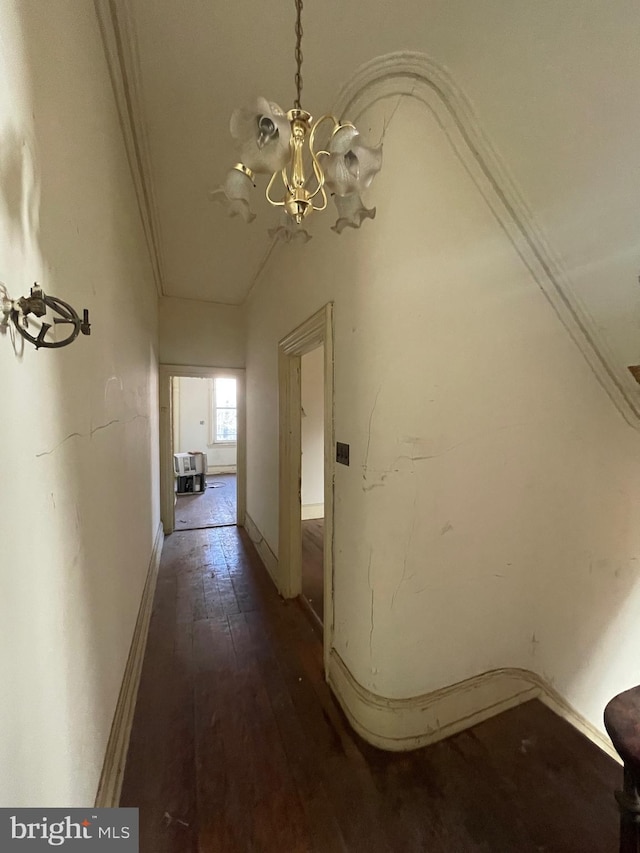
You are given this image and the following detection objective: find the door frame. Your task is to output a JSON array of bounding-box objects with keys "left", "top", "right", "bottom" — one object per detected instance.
[
  {"left": 278, "top": 303, "right": 334, "bottom": 673},
  {"left": 159, "top": 363, "right": 246, "bottom": 535}
]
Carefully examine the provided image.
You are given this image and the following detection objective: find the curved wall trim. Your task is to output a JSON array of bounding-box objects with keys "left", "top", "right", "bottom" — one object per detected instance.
[
  {"left": 244, "top": 508, "right": 618, "bottom": 762},
  {"left": 331, "top": 51, "right": 640, "bottom": 428},
  {"left": 328, "top": 650, "right": 618, "bottom": 761}
]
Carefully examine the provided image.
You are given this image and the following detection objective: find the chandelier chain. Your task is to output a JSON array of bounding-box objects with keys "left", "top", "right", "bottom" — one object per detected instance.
[{"left": 294, "top": 0, "right": 303, "bottom": 109}]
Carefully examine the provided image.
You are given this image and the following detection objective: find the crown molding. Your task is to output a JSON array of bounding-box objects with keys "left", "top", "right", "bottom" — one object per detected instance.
[{"left": 94, "top": 0, "right": 165, "bottom": 297}]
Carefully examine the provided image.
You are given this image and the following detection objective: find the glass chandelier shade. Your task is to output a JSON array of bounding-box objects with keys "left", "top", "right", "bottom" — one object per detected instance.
[
  {"left": 210, "top": 0, "right": 382, "bottom": 240},
  {"left": 210, "top": 166, "right": 256, "bottom": 223},
  {"left": 331, "top": 193, "right": 376, "bottom": 234},
  {"left": 268, "top": 210, "right": 312, "bottom": 244},
  {"left": 322, "top": 126, "right": 383, "bottom": 197},
  {"left": 229, "top": 97, "right": 290, "bottom": 175}
]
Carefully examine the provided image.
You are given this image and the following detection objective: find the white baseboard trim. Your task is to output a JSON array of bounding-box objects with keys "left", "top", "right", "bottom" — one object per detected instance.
[
  {"left": 244, "top": 512, "right": 279, "bottom": 589},
  {"left": 207, "top": 465, "right": 237, "bottom": 475},
  {"left": 302, "top": 503, "right": 324, "bottom": 520},
  {"left": 94, "top": 521, "right": 164, "bottom": 807},
  {"left": 327, "top": 650, "right": 619, "bottom": 762},
  {"left": 328, "top": 651, "right": 537, "bottom": 751},
  {"left": 532, "top": 676, "right": 620, "bottom": 763}
]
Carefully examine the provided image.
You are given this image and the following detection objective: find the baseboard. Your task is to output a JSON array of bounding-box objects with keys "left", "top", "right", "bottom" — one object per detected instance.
[
  {"left": 244, "top": 512, "right": 279, "bottom": 588},
  {"left": 94, "top": 521, "right": 164, "bottom": 807},
  {"left": 207, "top": 465, "right": 237, "bottom": 475},
  {"left": 328, "top": 651, "right": 538, "bottom": 751},
  {"left": 327, "top": 650, "right": 619, "bottom": 762},
  {"left": 532, "top": 677, "right": 620, "bottom": 763},
  {"left": 302, "top": 503, "right": 324, "bottom": 520}
]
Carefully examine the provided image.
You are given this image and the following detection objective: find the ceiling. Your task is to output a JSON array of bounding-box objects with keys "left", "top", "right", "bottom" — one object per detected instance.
[{"left": 120, "top": 0, "right": 640, "bottom": 356}]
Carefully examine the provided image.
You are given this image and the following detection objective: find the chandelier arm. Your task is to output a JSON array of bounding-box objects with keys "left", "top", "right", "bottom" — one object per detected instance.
[
  {"left": 265, "top": 171, "right": 287, "bottom": 207},
  {"left": 304, "top": 114, "right": 339, "bottom": 202},
  {"left": 308, "top": 114, "right": 340, "bottom": 153},
  {"left": 331, "top": 120, "right": 356, "bottom": 138},
  {"left": 311, "top": 185, "right": 328, "bottom": 212},
  {"left": 306, "top": 154, "right": 327, "bottom": 201}
]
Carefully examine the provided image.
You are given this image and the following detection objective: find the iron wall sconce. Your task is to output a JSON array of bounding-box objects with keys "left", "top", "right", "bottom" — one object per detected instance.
[{"left": 1, "top": 283, "right": 90, "bottom": 350}]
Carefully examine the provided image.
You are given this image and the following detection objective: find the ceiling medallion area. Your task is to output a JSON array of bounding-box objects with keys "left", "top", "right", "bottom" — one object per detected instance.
[{"left": 210, "top": 0, "right": 382, "bottom": 242}]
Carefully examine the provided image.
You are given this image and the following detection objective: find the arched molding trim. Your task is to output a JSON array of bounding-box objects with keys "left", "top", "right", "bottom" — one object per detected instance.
[
  {"left": 330, "top": 51, "right": 640, "bottom": 428},
  {"left": 328, "top": 650, "right": 619, "bottom": 761}
]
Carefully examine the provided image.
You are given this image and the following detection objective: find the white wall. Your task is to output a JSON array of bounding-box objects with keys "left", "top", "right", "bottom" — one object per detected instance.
[
  {"left": 159, "top": 296, "right": 245, "bottom": 368},
  {"left": 245, "top": 90, "right": 640, "bottom": 741},
  {"left": 301, "top": 345, "right": 324, "bottom": 515},
  {"left": 0, "top": 1, "right": 159, "bottom": 806},
  {"left": 173, "top": 376, "right": 237, "bottom": 472}
]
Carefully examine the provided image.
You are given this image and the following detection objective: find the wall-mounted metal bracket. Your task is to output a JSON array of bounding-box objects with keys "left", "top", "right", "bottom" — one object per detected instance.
[{"left": 1, "top": 283, "right": 90, "bottom": 350}]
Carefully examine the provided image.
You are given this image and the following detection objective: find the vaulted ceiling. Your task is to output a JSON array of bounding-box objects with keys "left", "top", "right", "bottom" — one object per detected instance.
[{"left": 113, "top": 0, "right": 640, "bottom": 383}]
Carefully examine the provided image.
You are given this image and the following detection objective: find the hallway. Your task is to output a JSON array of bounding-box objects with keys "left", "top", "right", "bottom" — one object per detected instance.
[{"left": 121, "top": 528, "right": 620, "bottom": 852}]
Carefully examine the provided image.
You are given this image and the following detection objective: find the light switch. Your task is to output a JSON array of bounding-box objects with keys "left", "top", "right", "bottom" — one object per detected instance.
[{"left": 336, "top": 442, "right": 350, "bottom": 466}]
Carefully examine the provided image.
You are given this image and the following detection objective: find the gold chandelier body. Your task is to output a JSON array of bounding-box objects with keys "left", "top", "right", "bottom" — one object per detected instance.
[
  {"left": 265, "top": 111, "right": 359, "bottom": 224},
  {"left": 211, "top": 0, "right": 382, "bottom": 238}
]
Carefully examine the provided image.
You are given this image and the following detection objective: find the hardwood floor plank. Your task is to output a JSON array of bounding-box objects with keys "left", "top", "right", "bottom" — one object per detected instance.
[
  {"left": 121, "top": 526, "right": 620, "bottom": 853},
  {"left": 302, "top": 518, "right": 324, "bottom": 623},
  {"left": 469, "top": 700, "right": 619, "bottom": 852},
  {"left": 242, "top": 609, "right": 349, "bottom": 853},
  {"left": 242, "top": 610, "right": 396, "bottom": 850},
  {"left": 120, "top": 534, "right": 198, "bottom": 852},
  {"left": 175, "top": 473, "right": 237, "bottom": 530},
  {"left": 226, "top": 611, "right": 312, "bottom": 852},
  {"left": 193, "top": 615, "right": 249, "bottom": 853}
]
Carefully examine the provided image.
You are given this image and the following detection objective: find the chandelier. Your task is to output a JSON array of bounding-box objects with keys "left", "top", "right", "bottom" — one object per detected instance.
[{"left": 211, "top": 0, "right": 382, "bottom": 242}]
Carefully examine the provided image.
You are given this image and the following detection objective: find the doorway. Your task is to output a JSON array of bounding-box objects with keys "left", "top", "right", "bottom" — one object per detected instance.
[
  {"left": 172, "top": 375, "right": 238, "bottom": 530},
  {"left": 159, "top": 365, "right": 246, "bottom": 535},
  {"left": 278, "top": 304, "right": 334, "bottom": 673},
  {"left": 301, "top": 345, "right": 325, "bottom": 626}
]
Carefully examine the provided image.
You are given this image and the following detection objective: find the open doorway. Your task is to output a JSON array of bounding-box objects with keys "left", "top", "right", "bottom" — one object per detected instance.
[
  {"left": 172, "top": 376, "right": 238, "bottom": 530},
  {"left": 301, "top": 345, "right": 325, "bottom": 627},
  {"left": 159, "top": 365, "right": 246, "bottom": 536},
  {"left": 278, "top": 304, "right": 334, "bottom": 673}
]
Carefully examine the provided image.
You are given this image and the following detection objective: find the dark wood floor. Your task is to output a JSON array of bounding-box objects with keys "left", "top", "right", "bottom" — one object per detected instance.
[
  {"left": 302, "top": 517, "right": 324, "bottom": 623},
  {"left": 121, "top": 526, "right": 621, "bottom": 852},
  {"left": 175, "top": 473, "right": 236, "bottom": 529}
]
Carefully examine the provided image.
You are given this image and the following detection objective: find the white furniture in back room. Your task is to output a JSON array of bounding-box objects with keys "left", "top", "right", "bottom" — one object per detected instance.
[{"left": 174, "top": 451, "right": 206, "bottom": 494}]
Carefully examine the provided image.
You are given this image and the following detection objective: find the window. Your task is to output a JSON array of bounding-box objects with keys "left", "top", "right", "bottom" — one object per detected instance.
[{"left": 211, "top": 377, "right": 237, "bottom": 443}]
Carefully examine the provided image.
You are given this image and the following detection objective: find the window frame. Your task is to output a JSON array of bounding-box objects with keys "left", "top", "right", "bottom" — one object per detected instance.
[{"left": 209, "top": 376, "right": 238, "bottom": 446}]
